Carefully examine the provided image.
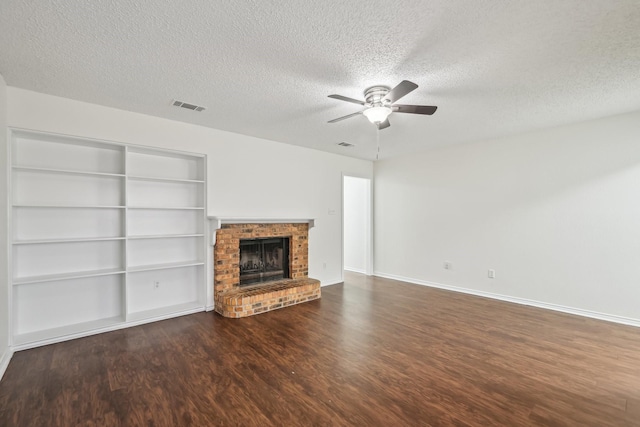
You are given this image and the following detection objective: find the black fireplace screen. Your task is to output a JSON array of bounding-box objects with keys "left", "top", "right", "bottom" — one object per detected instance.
[{"left": 239, "top": 237, "right": 290, "bottom": 286}]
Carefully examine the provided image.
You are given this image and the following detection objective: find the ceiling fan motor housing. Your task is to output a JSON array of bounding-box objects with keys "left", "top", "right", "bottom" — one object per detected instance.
[{"left": 364, "top": 86, "right": 391, "bottom": 107}]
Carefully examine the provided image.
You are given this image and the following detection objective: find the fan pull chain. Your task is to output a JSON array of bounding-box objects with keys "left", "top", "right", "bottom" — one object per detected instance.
[{"left": 376, "top": 127, "right": 380, "bottom": 160}]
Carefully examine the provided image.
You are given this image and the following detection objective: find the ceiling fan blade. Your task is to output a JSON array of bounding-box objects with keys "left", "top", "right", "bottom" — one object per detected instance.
[
  {"left": 328, "top": 94, "right": 365, "bottom": 105},
  {"left": 377, "top": 119, "right": 391, "bottom": 130},
  {"left": 327, "top": 111, "right": 362, "bottom": 123},
  {"left": 383, "top": 80, "right": 418, "bottom": 104},
  {"left": 392, "top": 104, "right": 438, "bottom": 115}
]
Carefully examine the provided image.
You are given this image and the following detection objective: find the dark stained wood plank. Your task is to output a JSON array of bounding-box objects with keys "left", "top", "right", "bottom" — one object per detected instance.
[{"left": 2, "top": 272, "right": 640, "bottom": 426}]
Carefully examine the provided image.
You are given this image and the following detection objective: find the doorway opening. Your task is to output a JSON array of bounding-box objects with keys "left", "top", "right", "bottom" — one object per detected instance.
[{"left": 343, "top": 175, "right": 373, "bottom": 276}]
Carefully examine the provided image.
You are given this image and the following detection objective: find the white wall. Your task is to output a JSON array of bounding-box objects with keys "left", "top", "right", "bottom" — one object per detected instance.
[
  {"left": 343, "top": 176, "right": 369, "bottom": 273},
  {"left": 374, "top": 110, "right": 640, "bottom": 324},
  {"left": 7, "top": 88, "right": 373, "bottom": 300},
  {"left": 0, "top": 74, "right": 10, "bottom": 377}
]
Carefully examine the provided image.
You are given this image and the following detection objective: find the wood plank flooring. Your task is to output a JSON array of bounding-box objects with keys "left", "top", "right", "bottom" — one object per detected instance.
[{"left": 2, "top": 272, "right": 640, "bottom": 426}]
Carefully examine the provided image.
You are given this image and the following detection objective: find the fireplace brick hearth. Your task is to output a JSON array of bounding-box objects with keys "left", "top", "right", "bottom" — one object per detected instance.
[
  {"left": 216, "top": 278, "right": 321, "bottom": 318},
  {"left": 213, "top": 222, "right": 320, "bottom": 318}
]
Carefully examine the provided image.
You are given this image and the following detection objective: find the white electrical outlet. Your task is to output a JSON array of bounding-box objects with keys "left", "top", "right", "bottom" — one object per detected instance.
[
  {"left": 488, "top": 269, "right": 496, "bottom": 279},
  {"left": 323, "top": 262, "right": 327, "bottom": 269},
  {"left": 154, "top": 281, "right": 160, "bottom": 289},
  {"left": 443, "top": 261, "right": 452, "bottom": 270}
]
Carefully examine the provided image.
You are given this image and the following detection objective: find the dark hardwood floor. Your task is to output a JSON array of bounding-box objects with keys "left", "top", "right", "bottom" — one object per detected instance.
[{"left": 2, "top": 272, "right": 640, "bottom": 426}]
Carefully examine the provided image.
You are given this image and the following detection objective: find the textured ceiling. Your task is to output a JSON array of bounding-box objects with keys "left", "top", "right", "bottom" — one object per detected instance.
[{"left": 1, "top": 0, "right": 640, "bottom": 160}]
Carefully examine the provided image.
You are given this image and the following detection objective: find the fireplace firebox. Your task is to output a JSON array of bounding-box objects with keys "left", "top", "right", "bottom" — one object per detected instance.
[{"left": 239, "top": 237, "right": 290, "bottom": 286}]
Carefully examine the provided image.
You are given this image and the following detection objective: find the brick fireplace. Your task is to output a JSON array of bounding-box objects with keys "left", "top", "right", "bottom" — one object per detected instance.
[{"left": 212, "top": 220, "right": 321, "bottom": 318}]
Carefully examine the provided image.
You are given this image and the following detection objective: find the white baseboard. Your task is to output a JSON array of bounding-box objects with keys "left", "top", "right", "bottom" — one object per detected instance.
[
  {"left": 0, "top": 349, "right": 14, "bottom": 382},
  {"left": 321, "top": 280, "right": 343, "bottom": 287},
  {"left": 374, "top": 271, "right": 640, "bottom": 328},
  {"left": 344, "top": 267, "right": 367, "bottom": 274}
]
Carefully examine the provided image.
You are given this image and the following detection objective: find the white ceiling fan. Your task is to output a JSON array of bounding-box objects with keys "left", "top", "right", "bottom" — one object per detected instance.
[{"left": 328, "top": 80, "right": 438, "bottom": 130}]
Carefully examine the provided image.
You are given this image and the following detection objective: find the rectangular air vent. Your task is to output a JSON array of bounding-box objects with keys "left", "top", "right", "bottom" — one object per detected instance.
[
  {"left": 337, "top": 142, "right": 355, "bottom": 147},
  {"left": 172, "top": 100, "right": 206, "bottom": 112}
]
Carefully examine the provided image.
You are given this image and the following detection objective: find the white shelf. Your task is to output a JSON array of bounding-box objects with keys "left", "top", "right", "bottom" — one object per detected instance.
[
  {"left": 127, "top": 261, "right": 204, "bottom": 273},
  {"left": 128, "top": 175, "right": 204, "bottom": 183},
  {"left": 13, "top": 165, "right": 125, "bottom": 178},
  {"left": 127, "top": 234, "right": 204, "bottom": 240},
  {"left": 13, "top": 204, "right": 126, "bottom": 209},
  {"left": 10, "top": 129, "right": 207, "bottom": 350},
  {"left": 126, "top": 301, "right": 203, "bottom": 323},
  {"left": 13, "top": 316, "right": 124, "bottom": 346},
  {"left": 13, "top": 237, "right": 126, "bottom": 245},
  {"left": 128, "top": 206, "right": 204, "bottom": 210},
  {"left": 14, "top": 267, "right": 126, "bottom": 285}
]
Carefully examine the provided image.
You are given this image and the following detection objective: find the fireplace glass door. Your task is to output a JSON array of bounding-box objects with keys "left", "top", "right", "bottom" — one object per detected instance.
[{"left": 239, "top": 237, "right": 290, "bottom": 286}]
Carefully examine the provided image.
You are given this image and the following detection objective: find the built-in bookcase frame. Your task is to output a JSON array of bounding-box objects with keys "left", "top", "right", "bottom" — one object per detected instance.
[{"left": 8, "top": 129, "right": 207, "bottom": 350}]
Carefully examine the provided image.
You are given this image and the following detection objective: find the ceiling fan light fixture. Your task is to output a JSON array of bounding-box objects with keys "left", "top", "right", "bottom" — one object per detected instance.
[
  {"left": 328, "top": 80, "right": 436, "bottom": 129},
  {"left": 363, "top": 106, "right": 392, "bottom": 124}
]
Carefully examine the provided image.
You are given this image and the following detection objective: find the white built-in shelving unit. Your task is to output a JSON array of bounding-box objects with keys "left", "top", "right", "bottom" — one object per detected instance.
[{"left": 9, "top": 130, "right": 207, "bottom": 349}]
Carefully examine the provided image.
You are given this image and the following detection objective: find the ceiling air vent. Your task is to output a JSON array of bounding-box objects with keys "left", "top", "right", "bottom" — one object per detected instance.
[
  {"left": 337, "top": 142, "right": 355, "bottom": 147},
  {"left": 172, "top": 99, "right": 206, "bottom": 112}
]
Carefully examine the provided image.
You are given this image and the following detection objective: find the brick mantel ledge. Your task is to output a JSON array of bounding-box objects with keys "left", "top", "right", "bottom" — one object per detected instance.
[{"left": 208, "top": 217, "right": 315, "bottom": 245}]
